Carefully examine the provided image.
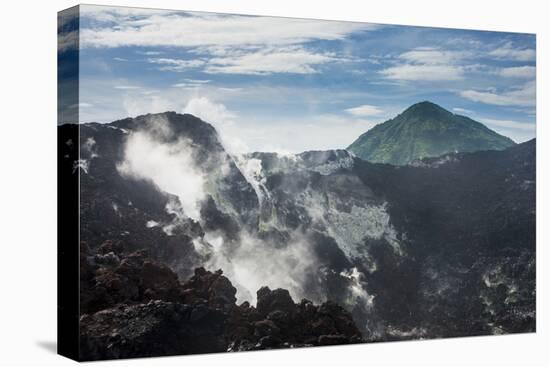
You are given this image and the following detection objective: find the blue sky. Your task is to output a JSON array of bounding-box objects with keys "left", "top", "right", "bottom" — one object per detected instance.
[{"left": 59, "top": 5, "right": 536, "bottom": 153}]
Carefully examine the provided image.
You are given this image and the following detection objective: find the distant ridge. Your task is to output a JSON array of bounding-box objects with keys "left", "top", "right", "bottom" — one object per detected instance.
[{"left": 347, "top": 101, "right": 516, "bottom": 165}]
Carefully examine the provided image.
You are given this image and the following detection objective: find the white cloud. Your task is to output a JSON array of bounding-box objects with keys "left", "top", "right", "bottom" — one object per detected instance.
[
  {"left": 80, "top": 6, "right": 372, "bottom": 76},
  {"left": 171, "top": 78, "right": 211, "bottom": 89},
  {"left": 114, "top": 85, "right": 140, "bottom": 90},
  {"left": 182, "top": 78, "right": 211, "bottom": 84},
  {"left": 138, "top": 50, "right": 163, "bottom": 56},
  {"left": 381, "top": 64, "right": 464, "bottom": 81},
  {"left": 497, "top": 66, "right": 536, "bottom": 79},
  {"left": 147, "top": 46, "right": 345, "bottom": 76},
  {"left": 479, "top": 118, "right": 535, "bottom": 132},
  {"left": 380, "top": 47, "right": 468, "bottom": 81},
  {"left": 81, "top": 6, "right": 171, "bottom": 23},
  {"left": 204, "top": 46, "right": 342, "bottom": 75},
  {"left": 171, "top": 83, "right": 201, "bottom": 89},
  {"left": 217, "top": 87, "right": 243, "bottom": 93},
  {"left": 459, "top": 80, "right": 535, "bottom": 107},
  {"left": 148, "top": 57, "right": 206, "bottom": 72},
  {"left": 478, "top": 117, "right": 536, "bottom": 143},
  {"left": 80, "top": 7, "right": 374, "bottom": 49},
  {"left": 345, "top": 104, "right": 383, "bottom": 117},
  {"left": 452, "top": 107, "right": 474, "bottom": 115},
  {"left": 399, "top": 47, "right": 469, "bottom": 65},
  {"left": 489, "top": 42, "right": 535, "bottom": 61}
]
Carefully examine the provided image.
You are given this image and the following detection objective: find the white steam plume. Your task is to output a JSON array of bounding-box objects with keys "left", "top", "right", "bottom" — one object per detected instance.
[
  {"left": 201, "top": 230, "right": 321, "bottom": 304},
  {"left": 117, "top": 116, "right": 206, "bottom": 221}
]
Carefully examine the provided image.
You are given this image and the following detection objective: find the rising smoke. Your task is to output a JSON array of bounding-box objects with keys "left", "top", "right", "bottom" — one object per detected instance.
[
  {"left": 116, "top": 115, "right": 327, "bottom": 304},
  {"left": 117, "top": 116, "right": 206, "bottom": 221}
]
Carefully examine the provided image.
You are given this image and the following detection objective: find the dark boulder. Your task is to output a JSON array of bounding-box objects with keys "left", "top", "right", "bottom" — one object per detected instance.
[
  {"left": 256, "top": 287, "right": 295, "bottom": 316},
  {"left": 181, "top": 267, "right": 237, "bottom": 310},
  {"left": 80, "top": 246, "right": 186, "bottom": 314},
  {"left": 79, "top": 300, "right": 227, "bottom": 360}
]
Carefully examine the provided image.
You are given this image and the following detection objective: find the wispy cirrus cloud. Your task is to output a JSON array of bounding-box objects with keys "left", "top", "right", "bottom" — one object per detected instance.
[
  {"left": 80, "top": 8, "right": 375, "bottom": 49},
  {"left": 137, "top": 50, "right": 163, "bottom": 56},
  {"left": 398, "top": 48, "right": 470, "bottom": 65},
  {"left": 114, "top": 85, "right": 141, "bottom": 90},
  {"left": 459, "top": 80, "right": 535, "bottom": 107},
  {"left": 479, "top": 117, "right": 536, "bottom": 132},
  {"left": 488, "top": 42, "right": 535, "bottom": 62},
  {"left": 380, "top": 47, "right": 469, "bottom": 81},
  {"left": 182, "top": 78, "right": 210, "bottom": 84},
  {"left": 452, "top": 107, "right": 474, "bottom": 115},
  {"left": 380, "top": 43, "right": 537, "bottom": 83},
  {"left": 171, "top": 79, "right": 212, "bottom": 89},
  {"left": 204, "top": 46, "right": 344, "bottom": 75},
  {"left": 380, "top": 64, "right": 465, "bottom": 81},
  {"left": 79, "top": 6, "right": 374, "bottom": 76},
  {"left": 478, "top": 117, "right": 535, "bottom": 143},
  {"left": 345, "top": 104, "right": 383, "bottom": 117},
  {"left": 147, "top": 58, "right": 206, "bottom": 72},
  {"left": 147, "top": 46, "right": 349, "bottom": 75},
  {"left": 497, "top": 66, "right": 536, "bottom": 79}
]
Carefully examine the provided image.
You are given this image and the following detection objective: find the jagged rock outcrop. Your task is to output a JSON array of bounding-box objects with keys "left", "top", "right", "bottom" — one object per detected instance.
[
  {"left": 80, "top": 241, "right": 186, "bottom": 314},
  {"left": 227, "top": 287, "right": 362, "bottom": 352},
  {"left": 78, "top": 241, "right": 362, "bottom": 360}
]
